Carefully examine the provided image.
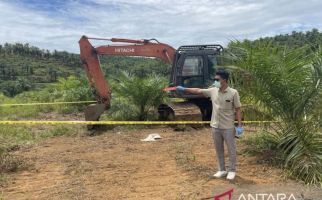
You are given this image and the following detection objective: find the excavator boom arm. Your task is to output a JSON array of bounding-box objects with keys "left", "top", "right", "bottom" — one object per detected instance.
[
  {"left": 95, "top": 44, "right": 175, "bottom": 63},
  {"left": 78, "top": 35, "right": 176, "bottom": 121}
]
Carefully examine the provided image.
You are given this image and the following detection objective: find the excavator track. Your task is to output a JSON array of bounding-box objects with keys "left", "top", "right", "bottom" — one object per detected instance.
[
  {"left": 158, "top": 101, "right": 208, "bottom": 129},
  {"left": 158, "top": 101, "right": 203, "bottom": 121}
]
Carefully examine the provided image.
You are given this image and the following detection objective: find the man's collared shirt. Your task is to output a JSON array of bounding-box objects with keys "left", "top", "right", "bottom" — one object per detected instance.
[{"left": 201, "top": 86, "right": 241, "bottom": 129}]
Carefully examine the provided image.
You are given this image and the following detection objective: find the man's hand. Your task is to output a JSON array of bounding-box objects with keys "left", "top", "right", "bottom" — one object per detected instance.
[
  {"left": 235, "top": 126, "right": 244, "bottom": 138},
  {"left": 176, "top": 86, "right": 205, "bottom": 96},
  {"left": 176, "top": 86, "right": 186, "bottom": 93}
]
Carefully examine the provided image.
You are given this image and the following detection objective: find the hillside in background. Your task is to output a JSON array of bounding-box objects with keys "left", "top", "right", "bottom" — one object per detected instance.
[
  {"left": 0, "top": 44, "right": 82, "bottom": 96},
  {"left": 0, "top": 42, "right": 169, "bottom": 97},
  {"left": 230, "top": 28, "right": 322, "bottom": 49}
]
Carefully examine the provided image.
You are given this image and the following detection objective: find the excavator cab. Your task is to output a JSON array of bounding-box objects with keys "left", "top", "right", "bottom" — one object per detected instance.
[
  {"left": 158, "top": 45, "right": 224, "bottom": 121},
  {"left": 169, "top": 44, "right": 223, "bottom": 97}
]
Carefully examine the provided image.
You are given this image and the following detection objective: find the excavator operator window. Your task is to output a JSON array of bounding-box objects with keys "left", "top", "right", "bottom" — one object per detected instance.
[
  {"left": 207, "top": 54, "right": 217, "bottom": 85},
  {"left": 181, "top": 56, "right": 204, "bottom": 88}
]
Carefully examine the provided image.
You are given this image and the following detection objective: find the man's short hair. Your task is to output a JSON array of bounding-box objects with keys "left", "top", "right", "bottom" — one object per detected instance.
[{"left": 216, "top": 68, "right": 229, "bottom": 81}]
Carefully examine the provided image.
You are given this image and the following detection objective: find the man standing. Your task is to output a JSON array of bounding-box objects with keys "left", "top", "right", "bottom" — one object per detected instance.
[{"left": 176, "top": 69, "right": 243, "bottom": 180}]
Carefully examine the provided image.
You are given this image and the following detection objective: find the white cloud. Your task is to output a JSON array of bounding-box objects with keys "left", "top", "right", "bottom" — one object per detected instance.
[{"left": 0, "top": 0, "right": 321, "bottom": 53}]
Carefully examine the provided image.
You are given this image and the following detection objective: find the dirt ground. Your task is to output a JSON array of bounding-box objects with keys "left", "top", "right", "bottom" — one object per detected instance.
[{"left": 1, "top": 126, "right": 321, "bottom": 200}]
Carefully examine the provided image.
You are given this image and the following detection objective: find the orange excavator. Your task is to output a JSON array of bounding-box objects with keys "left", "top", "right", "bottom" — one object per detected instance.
[{"left": 79, "top": 35, "right": 223, "bottom": 123}]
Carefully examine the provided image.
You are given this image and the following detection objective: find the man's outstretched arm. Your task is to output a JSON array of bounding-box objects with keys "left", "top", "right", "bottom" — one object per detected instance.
[{"left": 176, "top": 86, "right": 205, "bottom": 96}]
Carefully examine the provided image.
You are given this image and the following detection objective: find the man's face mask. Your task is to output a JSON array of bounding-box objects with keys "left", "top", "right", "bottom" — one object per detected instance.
[{"left": 212, "top": 78, "right": 221, "bottom": 88}]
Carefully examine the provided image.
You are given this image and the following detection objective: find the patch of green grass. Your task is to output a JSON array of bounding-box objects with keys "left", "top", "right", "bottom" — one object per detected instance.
[
  {"left": 241, "top": 130, "right": 283, "bottom": 165},
  {"left": 0, "top": 146, "right": 29, "bottom": 187},
  {"left": 242, "top": 130, "right": 322, "bottom": 186},
  {"left": 0, "top": 192, "right": 4, "bottom": 200},
  {"left": 0, "top": 152, "right": 27, "bottom": 173},
  {"left": 0, "top": 124, "right": 77, "bottom": 186},
  {"left": 39, "top": 126, "right": 74, "bottom": 138},
  {"left": 0, "top": 173, "right": 6, "bottom": 186},
  {"left": 242, "top": 130, "right": 279, "bottom": 153},
  {"left": 0, "top": 125, "right": 77, "bottom": 152},
  {"left": 0, "top": 93, "right": 53, "bottom": 120},
  {"left": 0, "top": 125, "right": 35, "bottom": 150},
  {"left": 172, "top": 142, "right": 212, "bottom": 178}
]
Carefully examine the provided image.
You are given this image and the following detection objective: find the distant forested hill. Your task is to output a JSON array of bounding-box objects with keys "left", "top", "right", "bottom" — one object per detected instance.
[
  {"left": 229, "top": 28, "right": 322, "bottom": 49},
  {"left": 0, "top": 43, "right": 168, "bottom": 97},
  {"left": 0, "top": 43, "right": 83, "bottom": 96}
]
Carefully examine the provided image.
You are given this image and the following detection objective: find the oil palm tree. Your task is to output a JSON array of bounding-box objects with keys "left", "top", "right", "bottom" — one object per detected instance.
[
  {"left": 109, "top": 71, "right": 168, "bottom": 121},
  {"left": 228, "top": 41, "right": 322, "bottom": 185}
]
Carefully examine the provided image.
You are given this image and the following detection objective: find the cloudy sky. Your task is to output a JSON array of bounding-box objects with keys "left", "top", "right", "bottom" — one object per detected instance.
[{"left": 1, "top": 0, "right": 322, "bottom": 53}]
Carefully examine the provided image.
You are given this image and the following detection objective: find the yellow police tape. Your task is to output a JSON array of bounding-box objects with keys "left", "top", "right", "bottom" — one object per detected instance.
[
  {"left": 0, "top": 101, "right": 97, "bottom": 107},
  {"left": 0, "top": 120, "right": 278, "bottom": 125}
]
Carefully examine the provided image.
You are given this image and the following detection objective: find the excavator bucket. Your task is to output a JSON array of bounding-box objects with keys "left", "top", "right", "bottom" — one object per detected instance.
[{"left": 85, "top": 104, "right": 106, "bottom": 129}]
